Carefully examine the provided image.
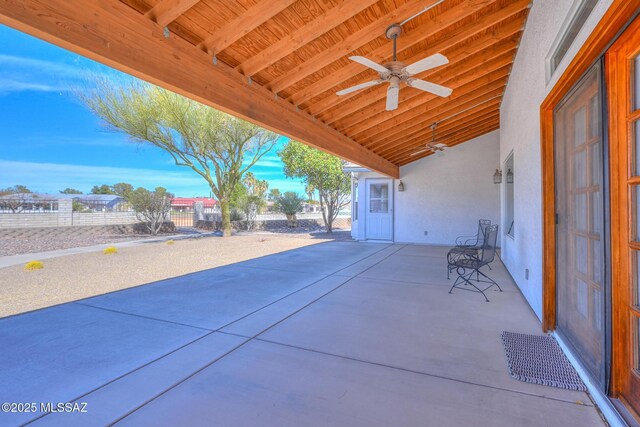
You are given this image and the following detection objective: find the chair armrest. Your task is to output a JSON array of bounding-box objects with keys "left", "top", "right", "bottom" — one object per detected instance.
[{"left": 455, "top": 235, "right": 477, "bottom": 246}]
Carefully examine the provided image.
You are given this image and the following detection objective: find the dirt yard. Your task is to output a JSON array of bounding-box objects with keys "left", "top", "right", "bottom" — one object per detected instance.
[{"left": 0, "top": 232, "right": 351, "bottom": 318}]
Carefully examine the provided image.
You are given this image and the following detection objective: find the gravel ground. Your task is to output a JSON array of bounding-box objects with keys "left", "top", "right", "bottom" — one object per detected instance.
[
  {"left": 0, "top": 234, "right": 163, "bottom": 257},
  {"left": 0, "top": 231, "right": 352, "bottom": 318}
]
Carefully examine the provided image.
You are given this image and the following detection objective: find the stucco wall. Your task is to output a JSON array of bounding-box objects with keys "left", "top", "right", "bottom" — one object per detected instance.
[
  {"left": 499, "top": 0, "right": 613, "bottom": 319},
  {"left": 354, "top": 130, "right": 500, "bottom": 245}
]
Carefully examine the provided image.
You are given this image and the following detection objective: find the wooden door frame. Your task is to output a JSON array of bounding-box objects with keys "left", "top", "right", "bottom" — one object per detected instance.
[
  {"left": 541, "top": 0, "right": 640, "bottom": 397},
  {"left": 607, "top": 13, "right": 640, "bottom": 406},
  {"left": 541, "top": 1, "right": 639, "bottom": 330}
]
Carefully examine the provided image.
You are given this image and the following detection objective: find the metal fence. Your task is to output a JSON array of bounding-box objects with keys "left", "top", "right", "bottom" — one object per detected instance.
[
  {"left": 0, "top": 198, "right": 59, "bottom": 213},
  {"left": 72, "top": 199, "right": 132, "bottom": 213}
]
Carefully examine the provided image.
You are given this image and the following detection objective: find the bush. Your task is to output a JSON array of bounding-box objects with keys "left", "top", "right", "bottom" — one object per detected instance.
[
  {"left": 103, "top": 246, "right": 118, "bottom": 255},
  {"left": 274, "top": 192, "right": 305, "bottom": 228},
  {"left": 128, "top": 187, "right": 171, "bottom": 235},
  {"left": 24, "top": 261, "right": 44, "bottom": 271},
  {"left": 230, "top": 208, "right": 244, "bottom": 222}
]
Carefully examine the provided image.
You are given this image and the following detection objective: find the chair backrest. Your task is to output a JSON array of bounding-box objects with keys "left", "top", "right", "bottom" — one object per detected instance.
[
  {"left": 478, "top": 219, "right": 491, "bottom": 245},
  {"left": 480, "top": 224, "right": 498, "bottom": 264}
]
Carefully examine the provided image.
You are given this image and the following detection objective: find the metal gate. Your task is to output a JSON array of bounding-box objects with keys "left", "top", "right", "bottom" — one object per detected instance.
[{"left": 170, "top": 199, "right": 195, "bottom": 227}]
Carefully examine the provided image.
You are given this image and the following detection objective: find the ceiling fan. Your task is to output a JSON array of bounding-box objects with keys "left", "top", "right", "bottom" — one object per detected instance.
[
  {"left": 336, "top": 23, "right": 453, "bottom": 111},
  {"left": 410, "top": 124, "right": 447, "bottom": 157}
]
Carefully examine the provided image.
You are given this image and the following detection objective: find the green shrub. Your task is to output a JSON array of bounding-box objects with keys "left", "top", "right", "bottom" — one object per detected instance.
[{"left": 274, "top": 192, "right": 305, "bottom": 216}]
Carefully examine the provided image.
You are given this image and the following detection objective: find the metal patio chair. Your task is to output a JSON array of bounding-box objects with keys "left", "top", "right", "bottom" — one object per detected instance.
[
  {"left": 446, "top": 219, "right": 491, "bottom": 279},
  {"left": 448, "top": 224, "right": 502, "bottom": 302}
]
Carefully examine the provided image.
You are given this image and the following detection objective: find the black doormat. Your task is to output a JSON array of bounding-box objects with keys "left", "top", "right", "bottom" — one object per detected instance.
[{"left": 501, "top": 331, "right": 587, "bottom": 391}]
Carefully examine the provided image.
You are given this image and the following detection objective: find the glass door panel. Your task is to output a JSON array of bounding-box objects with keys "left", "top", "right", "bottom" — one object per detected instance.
[
  {"left": 554, "top": 62, "right": 606, "bottom": 388},
  {"left": 606, "top": 15, "right": 640, "bottom": 414}
]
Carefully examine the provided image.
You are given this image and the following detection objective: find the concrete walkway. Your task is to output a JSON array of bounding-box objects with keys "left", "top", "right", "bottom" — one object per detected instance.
[{"left": 0, "top": 242, "right": 604, "bottom": 426}]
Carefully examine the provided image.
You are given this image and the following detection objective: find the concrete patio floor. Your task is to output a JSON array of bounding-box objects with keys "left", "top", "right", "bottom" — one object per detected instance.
[{"left": 0, "top": 242, "right": 605, "bottom": 426}]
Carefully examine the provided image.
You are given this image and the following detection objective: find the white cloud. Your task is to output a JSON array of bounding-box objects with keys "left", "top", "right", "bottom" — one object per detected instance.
[
  {"left": 0, "top": 54, "right": 86, "bottom": 78},
  {"left": 253, "top": 158, "right": 283, "bottom": 168},
  {"left": 0, "top": 79, "right": 67, "bottom": 94},
  {"left": 0, "top": 53, "right": 122, "bottom": 95}
]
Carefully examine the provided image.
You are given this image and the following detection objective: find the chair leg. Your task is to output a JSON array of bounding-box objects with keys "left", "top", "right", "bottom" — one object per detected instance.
[
  {"left": 477, "top": 269, "right": 502, "bottom": 292},
  {"left": 449, "top": 268, "right": 490, "bottom": 302}
]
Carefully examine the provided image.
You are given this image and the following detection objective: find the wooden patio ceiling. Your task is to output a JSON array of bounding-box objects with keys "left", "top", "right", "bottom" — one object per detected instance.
[{"left": 0, "top": 0, "right": 531, "bottom": 178}]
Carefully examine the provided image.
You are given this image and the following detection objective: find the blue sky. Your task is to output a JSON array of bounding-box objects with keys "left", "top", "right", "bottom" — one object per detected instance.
[{"left": 0, "top": 25, "right": 305, "bottom": 197}]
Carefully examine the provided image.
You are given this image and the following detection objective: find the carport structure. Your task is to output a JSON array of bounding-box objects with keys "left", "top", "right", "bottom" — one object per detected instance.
[
  {"left": 0, "top": 0, "right": 531, "bottom": 176},
  {"left": 3, "top": 0, "right": 640, "bottom": 425}
]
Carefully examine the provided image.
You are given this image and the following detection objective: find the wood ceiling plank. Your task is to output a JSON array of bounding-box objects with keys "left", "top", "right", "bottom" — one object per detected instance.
[
  {"left": 266, "top": 0, "right": 447, "bottom": 94},
  {"left": 375, "top": 100, "right": 502, "bottom": 155},
  {"left": 394, "top": 119, "right": 501, "bottom": 164},
  {"left": 323, "top": 37, "right": 518, "bottom": 126},
  {"left": 197, "top": 0, "right": 298, "bottom": 55},
  {"left": 395, "top": 121, "right": 500, "bottom": 165},
  {"left": 0, "top": 0, "right": 398, "bottom": 177},
  {"left": 289, "top": 0, "right": 528, "bottom": 107},
  {"left": 378, "top": 100, "right": 501, "bottom": 154},
  {"left": 363, "top": 78, "right": 507, "bottom": 149},
  {"left": 237, "top": 0, "right": 379, "bottom": 76},
  {"left": 310, "top": 15, "right": 524, "bottom": 118},
  {"left": 361, "top": 75, "right": 507, "bottom": 149},
  {"left": 145, "top": 0, "right": 201, "bottom": 27},
  {"left": 385, "top": 109, "right": 500, "bottom": 161},
  {"left": 340, "top": 51, "right": 514, "bottom": 135}
]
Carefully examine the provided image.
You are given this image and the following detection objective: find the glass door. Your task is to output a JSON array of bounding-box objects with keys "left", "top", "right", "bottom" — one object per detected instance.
[
  {"left": 607, "top": 15, "right": 640, "bottom": 415},
  {"left": 554, "top": 62, "right": 607, "bottom": 389}
]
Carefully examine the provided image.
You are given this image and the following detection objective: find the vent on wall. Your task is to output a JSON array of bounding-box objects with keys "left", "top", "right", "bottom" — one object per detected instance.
[{"left": 547, "top": 0, "right": 598, "bottom": 81}]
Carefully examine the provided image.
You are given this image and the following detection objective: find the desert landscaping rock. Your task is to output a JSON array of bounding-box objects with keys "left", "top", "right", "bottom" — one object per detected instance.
[
  {"left": 0, "top": 233, "right": 157, "bottom": 257},
  {"left": 0, "top": 231, "right": 351, "bottom": 318}
]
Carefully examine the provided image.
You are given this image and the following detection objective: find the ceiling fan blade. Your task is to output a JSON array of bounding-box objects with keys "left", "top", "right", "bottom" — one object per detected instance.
[
  {"left": 386, "top": 85, "right": 399, "bottom": 111},
  {"left": 336, "top": 80, "right": 383, "bottom": 96},
  {"left": 403, "top": 53, "right": 449, "bottom": 75},
  {"left": 407, "top": 79, "right": 453, "bottom": 97},
  {"left": 410, "top": 148, "right": 430, "bottom": 156},
  {"left": 349, "top": 56, "right": 389, "bottom": 74}
]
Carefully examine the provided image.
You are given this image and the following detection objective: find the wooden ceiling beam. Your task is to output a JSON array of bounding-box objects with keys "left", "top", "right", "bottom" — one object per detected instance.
[
  {"left": 237, "top": 0, "right": 379, "bottom": 77},
  {"left": 396, "top": 121, "right": 500, "bottom": 165},
  {"left": 290, "top": 0, "right": 529, "bottom": 107},
  {"left": 385, "top": 110, "right": 500, "bottom": 162},
  {"left": 197, "top": 0, "right": 297, "bottom": 55},
  {"left": 343, "top": 54, "right": 514, "bottom": 136},
  {"left": 268, "top": 0, "right": 473, "bottom": 94},
  {"left": 323, "top": 37, "right": 518, "bottom": 126},
  {"left": 363, "top": 79, "right": 507, "bottom": 150},
  {"left": 306, "top": 7, "right": 527, "bottom": 116},
  {"left": 145, "top": 0, "right": 200, "bottom": 27},
  {"left": 0, "top": 0, "right": 398, "bottom": 177},
  {"left": 378, "top": 101, "right": 501, "bottom": 156}
]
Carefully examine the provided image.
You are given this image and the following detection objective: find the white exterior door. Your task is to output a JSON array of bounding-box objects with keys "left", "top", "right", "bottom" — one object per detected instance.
[{"left": 365, "top": 179, "right": 393, "bottom": 240}]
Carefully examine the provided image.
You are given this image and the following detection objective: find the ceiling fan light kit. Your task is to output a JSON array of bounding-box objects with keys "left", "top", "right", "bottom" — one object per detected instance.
[{"left": 336, "top": 23, "right": 453, "bottom": 111}]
